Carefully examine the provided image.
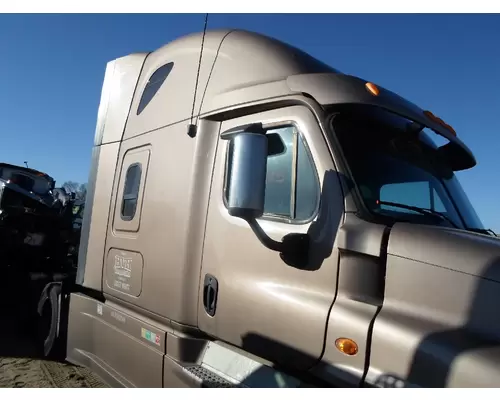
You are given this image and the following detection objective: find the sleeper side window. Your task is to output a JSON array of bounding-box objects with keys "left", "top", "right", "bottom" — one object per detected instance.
[
  {"left": 225, "top": 125, "right": 320, "bottom": 223},
  {"left": 121, "top": 163, "right": 142, "bottom": 220},
  {"left": 137, "top": 62, "right": 174, "bottom": 115}
]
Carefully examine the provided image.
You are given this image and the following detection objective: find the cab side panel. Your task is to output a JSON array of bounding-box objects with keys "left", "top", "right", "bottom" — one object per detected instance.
[
  {"left": 70, "top": 118, "right": 220, "bottom": 387},
  {"left": 70, "top": 38, "right": 223, "bottom": 388},
  {"left": 77, "top": 143, "right": 120, "bottom": 290},
  {"left": 66, "top": 293, "right": 167, "bottom": 388},
  {"left": 102, "top": 118, "right": 220, "bottom": 325},
  {"left": 78, "top": 54, "right": 148, "bottom": 290}
]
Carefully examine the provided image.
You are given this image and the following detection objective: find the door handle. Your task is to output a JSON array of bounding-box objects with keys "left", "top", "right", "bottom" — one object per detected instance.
[{"left": 203, "top": 274, "right": 218, "bottom": 317}]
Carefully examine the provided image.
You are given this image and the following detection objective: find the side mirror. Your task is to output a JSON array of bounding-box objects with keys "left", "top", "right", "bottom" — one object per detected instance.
[
  {"left": 223, "top": 124, "right": 268, "bottom": 221},
  {"left": 222, "top": 123, "right": 310, "bottom": 268}
]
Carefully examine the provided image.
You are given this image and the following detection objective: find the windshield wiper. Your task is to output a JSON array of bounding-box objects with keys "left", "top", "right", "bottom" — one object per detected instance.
[
  {"left": 376, "top": 200, "right": 460, "bottom": 229},
  {"left": 466, "top": 227, "right": 497, "bottom": 237}
]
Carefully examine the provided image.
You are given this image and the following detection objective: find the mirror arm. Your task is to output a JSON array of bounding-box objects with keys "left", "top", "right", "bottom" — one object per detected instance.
[
  {"left": 246, "top": 218, "right": 285, "bottom": 252},
  {"left": 246, "top": 217, "right": 310, "bottom": 268}
]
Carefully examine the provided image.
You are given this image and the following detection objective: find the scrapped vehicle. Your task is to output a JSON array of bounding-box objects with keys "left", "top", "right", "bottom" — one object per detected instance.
[
  {"left": 38, "top": 29, "right": 499, "bottom": 388},
  {"left": 0, "top": 163, "right": 76, "bottom": 269},
  {"left": 0, "top": 164, "right": 80, "bottom": 352},
  {"left": 72, "top": 200, "right": 85, "bottom": 229},
  {"left": 66, "top": 199, "right": 85, "bottom": 265}
]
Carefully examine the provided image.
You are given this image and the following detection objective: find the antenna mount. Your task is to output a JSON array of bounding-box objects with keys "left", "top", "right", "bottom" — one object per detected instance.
[{"left": 187, "top": 13, "right": 209, "bottom": 139}]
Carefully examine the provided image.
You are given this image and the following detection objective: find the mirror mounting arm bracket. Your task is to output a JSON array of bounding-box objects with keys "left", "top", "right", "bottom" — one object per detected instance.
[
  {"left": 245, "top": 217, "right": 310, "bottom": 268},
  {"left": 246, "top": 218, "right": 285, "bottom": 252}
]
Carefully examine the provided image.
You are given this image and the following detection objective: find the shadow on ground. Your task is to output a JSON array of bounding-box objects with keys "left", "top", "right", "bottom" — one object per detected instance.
[{"left": 0, "top": 267, "right": 44, "bottom": 359}]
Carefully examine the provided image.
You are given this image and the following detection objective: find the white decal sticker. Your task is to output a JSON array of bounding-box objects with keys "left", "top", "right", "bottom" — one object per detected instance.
[
  {"left": 97, "top": 304, "right": 103, "bottom": 315},
  {"left": 114, "top": 254, "right": 132, "bottom": 278},
  {"left": 113, "top": 280, "right": 131, "bottom": 291},
  {"left": 111, "top": 310, "right": 126, "bottom": 323}
]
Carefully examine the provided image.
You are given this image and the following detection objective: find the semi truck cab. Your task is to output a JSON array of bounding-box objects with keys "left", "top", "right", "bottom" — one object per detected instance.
[{"left": 56, "top": 29, "right": 500, "bottom": 388}]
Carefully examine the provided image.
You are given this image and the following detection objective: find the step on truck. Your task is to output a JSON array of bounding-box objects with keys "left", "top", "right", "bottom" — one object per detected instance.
[{"left": 39, "top": 28, "right": 500, "bottom": 388}]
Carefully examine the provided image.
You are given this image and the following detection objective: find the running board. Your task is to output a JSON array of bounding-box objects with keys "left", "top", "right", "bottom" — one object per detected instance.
[
  {"left": 184, "top": 365, "right": 236, "bottom": 388},
  {"left": 172, "top": 341, "right": 304, "bottom": 388}
]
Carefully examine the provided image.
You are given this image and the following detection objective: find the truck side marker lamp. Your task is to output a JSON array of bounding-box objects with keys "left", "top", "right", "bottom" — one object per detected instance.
[
  {"left": 364, "top": 81, "right": 457, "bottom": 138},
  {"left": 365, "top": 82, "right": 380, "bottom": 96},
  {"left": 335, "top": 338, "right": 358, "bottom": 356},
  {"left": 424, "top": 110, "right": 457, "bottom": 137}
]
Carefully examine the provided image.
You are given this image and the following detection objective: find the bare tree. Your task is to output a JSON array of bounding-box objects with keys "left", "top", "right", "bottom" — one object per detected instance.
[
  {"left": 78, "top": 183, "right": 87, "bottom": 201},
  {"left": 62, "top": 181, "right": 87, "bottom": 201},
  {"left": 62, "top": 181, "right": 78, "bottom": 193}
]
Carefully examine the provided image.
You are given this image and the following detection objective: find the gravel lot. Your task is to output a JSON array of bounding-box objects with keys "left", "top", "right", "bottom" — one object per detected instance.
[{"left": 0, "top": 356, "right": 107, "bottom": 388}]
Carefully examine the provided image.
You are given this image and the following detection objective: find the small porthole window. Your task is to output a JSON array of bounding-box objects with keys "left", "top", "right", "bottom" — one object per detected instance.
[
  {"left": 121, "top": 163, "right": 142, "bottom": 220},
  {"left": 137, "top": 62, "right": 174, "bottom": 115}
]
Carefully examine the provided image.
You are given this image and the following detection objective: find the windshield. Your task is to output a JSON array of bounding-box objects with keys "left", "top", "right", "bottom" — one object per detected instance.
[
  {"left": 10, "top": 173, "right": 35, "bottom": 192},
  {"left": 330, "top": 106, "right": 484, "bottom": 231}
]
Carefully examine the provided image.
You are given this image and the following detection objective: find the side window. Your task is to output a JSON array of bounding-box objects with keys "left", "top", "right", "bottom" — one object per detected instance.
[
  {"left": 121, "top": 163, "right": 142, "bottom": 220},
  {"left": 264, "top": 127, "right": 294, "bottom": 217},
  {"left": 137, "top": 62, "right": 174, "bottom": 115},
  {"left": 225, "top": 125, "right": 320, "bottom": 222}
]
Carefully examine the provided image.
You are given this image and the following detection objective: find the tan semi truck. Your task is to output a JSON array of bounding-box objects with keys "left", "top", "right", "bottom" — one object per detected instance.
[{"left": 37, "top": 29, "right": 500, "bottom": 388}]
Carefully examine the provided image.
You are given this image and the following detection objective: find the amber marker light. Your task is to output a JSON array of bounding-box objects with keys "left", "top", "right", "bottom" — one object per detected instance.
[
  {"left": 335, "top": 338, "right": 359, "bottom": 356},
  {"left": 424, "top": 110, "right": 457, "bottom": 137},
  {"left": 365, "top": 82, "right": 380, "bottom": 96}
]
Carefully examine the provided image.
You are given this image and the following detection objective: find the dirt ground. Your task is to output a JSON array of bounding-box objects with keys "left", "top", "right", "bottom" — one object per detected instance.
[
  {"left": 0, "top": 269, "right": 107, "bottom": 388},
  {"left": 0, "top": 356, "right": 107, "bottom": 388}
]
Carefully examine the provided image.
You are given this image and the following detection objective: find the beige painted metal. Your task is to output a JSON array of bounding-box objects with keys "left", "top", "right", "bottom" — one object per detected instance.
[{"left": 66, "top": 28, "right": 500, "bottom": 389}]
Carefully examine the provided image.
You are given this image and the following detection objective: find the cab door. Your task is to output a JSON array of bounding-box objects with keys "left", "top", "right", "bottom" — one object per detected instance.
[{"left": 198, "top": 105, "right": 345, "bottom": 370}]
